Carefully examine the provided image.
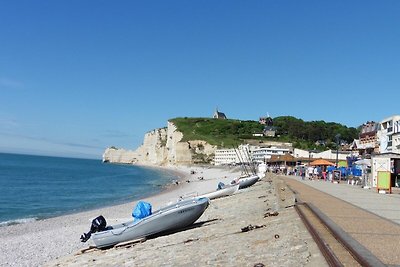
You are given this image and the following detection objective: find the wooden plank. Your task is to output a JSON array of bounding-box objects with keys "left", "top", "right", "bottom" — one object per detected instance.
[{"left": 114, "top": 237, "right": 147, "bottom": 248}]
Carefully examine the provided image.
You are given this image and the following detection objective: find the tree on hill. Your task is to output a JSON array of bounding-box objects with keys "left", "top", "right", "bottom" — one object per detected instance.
[
  {"left": 273, "top": 116, "right": 358, "bottom": 148},
  {"left": 169, "top": 116, "right": 359, "bottom": 150}
]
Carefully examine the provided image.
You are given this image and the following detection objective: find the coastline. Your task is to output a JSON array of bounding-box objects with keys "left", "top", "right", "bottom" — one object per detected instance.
[
  {"left": 0, "top": 163, "right": 184, "bottom": 228},
  {"left": 0, "top": 164, "right": 242, "bottom": 267},
  {"left": 46, "top": 172, "right": 327, "bottom": 266}
]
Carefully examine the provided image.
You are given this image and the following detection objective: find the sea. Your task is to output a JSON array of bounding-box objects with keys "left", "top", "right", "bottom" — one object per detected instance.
[{"left": 0, "top": 153, "right": 178, "bottom": 226}]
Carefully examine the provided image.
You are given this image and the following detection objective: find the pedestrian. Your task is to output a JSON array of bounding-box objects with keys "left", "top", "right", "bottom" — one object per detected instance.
[{"left": 313, "top": 167, "right": 319, "bottom": 180}]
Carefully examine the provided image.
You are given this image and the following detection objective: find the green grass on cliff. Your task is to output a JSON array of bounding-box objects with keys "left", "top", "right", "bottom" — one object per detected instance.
[
  {"left": 169, "top": 117, "right": 264, "bottom": 148},
  {"left": 169, "top": 116, "right": 360, "bottom": 151}
]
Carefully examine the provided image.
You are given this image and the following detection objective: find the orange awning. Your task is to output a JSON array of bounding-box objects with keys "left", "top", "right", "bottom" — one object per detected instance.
[{"left": 310, "top": 159, "right": 335, "bottom": 166}]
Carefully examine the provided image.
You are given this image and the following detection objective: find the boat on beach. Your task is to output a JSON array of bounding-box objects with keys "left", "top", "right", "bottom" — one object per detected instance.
[
  {"left": 197, "top": 183, "right": 239, "bottom": 200},
  {"left": 91, "top": 197, "right": 210, "bottom": 248},
  {"left": 236, "top": 175, "right": 259, "bottom": 189}
]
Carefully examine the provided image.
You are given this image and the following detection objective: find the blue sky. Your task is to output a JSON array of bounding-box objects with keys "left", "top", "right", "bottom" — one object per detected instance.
[{"left": 1, "top": 1, "right": 399, "bottom": 159}]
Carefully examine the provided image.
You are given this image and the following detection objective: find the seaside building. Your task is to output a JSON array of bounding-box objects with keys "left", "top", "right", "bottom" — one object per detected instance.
[
  {"left": 377, "top": 115, "right": 400, "bottom": 154},
  {"left": 214, "top": 145, "right": 251, "bottom": 165},
  {"left": 313, "top": 149, "right": 356, "bottom": 162},
  {"left": 293, "top": 148, "right": 356, "bottom": 165},
  {"left": 268, "top": 153, "right": 297, "bottom": 169},
  {"left": 215, "top": 144, "right": 292, "bottom": 165},
  {"left": 369, "top": 115, "right": 400, "bottom": 188},
  {"left": 350, "top": 121, "right": 379, "bottom": 157},
  {"left": 251, "top": 146, "right": 292, "bottom": 164}
]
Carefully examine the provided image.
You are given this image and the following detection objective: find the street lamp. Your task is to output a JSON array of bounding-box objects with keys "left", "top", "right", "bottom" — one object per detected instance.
[{"left": 335, "top": 134, "right": 341, "bottom": 167}]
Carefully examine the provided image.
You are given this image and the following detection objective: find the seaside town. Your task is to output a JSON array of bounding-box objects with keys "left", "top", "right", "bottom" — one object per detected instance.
[
  {"left": 214, "top": 113, "right": 400, "bottom": 191},
  {"left": 104, "top": 110, "right": 400, "bottom": 193},
  {"left": 2, "top": 2, "right": 400, "bottom": 266},
  {"left": 14, "top": 111, "right": 394, "bottom": 266},
  {"left": 3, "top": 111, "right": 400, "bottom": 266}
]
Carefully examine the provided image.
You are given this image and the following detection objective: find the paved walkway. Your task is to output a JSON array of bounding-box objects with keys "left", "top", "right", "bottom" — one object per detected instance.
[
  {"left": 280, "top": 174, "right": 400, "bottom": 266},
  {"left": 285, "top": 175, "right": 400, "bottom": 225}
]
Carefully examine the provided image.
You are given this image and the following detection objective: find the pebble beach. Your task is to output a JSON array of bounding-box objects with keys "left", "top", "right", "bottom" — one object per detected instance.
[{"left": 1, "top": 166, "right": 326, "bottom": 266}]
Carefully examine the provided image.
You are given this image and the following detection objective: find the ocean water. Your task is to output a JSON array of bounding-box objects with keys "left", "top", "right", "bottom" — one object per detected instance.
[{"left": 0, "top": 153, "right": 177, "bottom": 226}]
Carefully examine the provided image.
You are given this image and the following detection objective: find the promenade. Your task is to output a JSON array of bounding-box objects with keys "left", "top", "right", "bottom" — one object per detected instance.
[
  {"left": 282, "top": 175, "right": 400, "bottom": 266},
  {"left": 285, "top": 175, "right": 400, "bottom": 225}
]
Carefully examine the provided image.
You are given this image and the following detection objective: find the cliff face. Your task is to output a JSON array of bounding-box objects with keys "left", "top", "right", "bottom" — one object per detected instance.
[{"left": 102, "top": 122, "right": 216, "bottom": 166}]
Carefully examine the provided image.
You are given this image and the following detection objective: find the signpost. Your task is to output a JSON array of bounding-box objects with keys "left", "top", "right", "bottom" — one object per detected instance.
[{"left": 377, "top": 171, "right": 391, "bottom": 194}]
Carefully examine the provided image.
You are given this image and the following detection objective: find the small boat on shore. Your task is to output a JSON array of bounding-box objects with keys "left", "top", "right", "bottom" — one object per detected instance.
[
  {"left": 197, "top": 183, "right": 239, "bottom": 200},
  {"left": 236, "top": 175, "right": 259, "bottom": 189},
  {"left": 91, "top": 197, "right": 209, "bottom": 248}
]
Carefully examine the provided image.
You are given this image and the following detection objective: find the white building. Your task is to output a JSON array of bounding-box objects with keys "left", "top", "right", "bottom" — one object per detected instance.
[
  {"left": 251, "top": 146, "right": 291, "bottom": 163},
  {"left": 214, "top": 145, "right": 252, "bottom": 165},
  {"left": 215, "top": 144, "right": 290, "bottom": 165},
  {"left": 293, "top": 148, "right": 312, "bottom": 159},
  {"left": 215, "top": 145, "right": 355, "bottom": 166},
  {"left": 377, "top": 115, "right": 400, "bottom": 154},
  {"left": 293, "top": 148, "right": 356, "bottom": 162},
  {"left": 314, "top": 149, "right": 355, "bottom": 161}
]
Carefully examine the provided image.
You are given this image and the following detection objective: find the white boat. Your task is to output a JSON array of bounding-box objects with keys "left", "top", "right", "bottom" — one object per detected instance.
[
  {"left": 197, "top": 183, "right": 239, "bottom": 200},
  {"left": 236, "top": 175, "right": 259, "bottom": 189},
  {"left": 91, "top": 197, "right": 209, "bottom": 248}
]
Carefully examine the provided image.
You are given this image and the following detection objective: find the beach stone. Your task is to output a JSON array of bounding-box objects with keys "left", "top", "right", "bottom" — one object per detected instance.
[{"left": 44, "top": 173, "right": 326, "bottom": 267}]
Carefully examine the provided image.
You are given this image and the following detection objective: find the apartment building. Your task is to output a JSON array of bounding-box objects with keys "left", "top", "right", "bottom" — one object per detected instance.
[{"left": 378, "top": 115, "right": 400, "bottom": 154}]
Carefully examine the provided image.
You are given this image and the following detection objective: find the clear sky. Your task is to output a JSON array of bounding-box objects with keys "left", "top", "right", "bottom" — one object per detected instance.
[{"left": 1, "top": 1, "right": 399, "bottom": 159}]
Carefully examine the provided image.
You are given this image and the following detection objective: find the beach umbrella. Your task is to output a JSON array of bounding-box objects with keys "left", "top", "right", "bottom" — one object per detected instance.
[
  {"left": 310, "top": 159, "right": 335, "bottom": 166},
  {"left": 354, "top": 159, "right": 371, "bottom": 167}
]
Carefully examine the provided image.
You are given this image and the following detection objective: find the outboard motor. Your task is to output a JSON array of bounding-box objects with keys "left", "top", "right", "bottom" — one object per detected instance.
[
  {"left": 217, "top": 182, "right": 225, "bottom": 190},
  {"left": 80, "top": 215, "right": 107, "bottom": 242}
]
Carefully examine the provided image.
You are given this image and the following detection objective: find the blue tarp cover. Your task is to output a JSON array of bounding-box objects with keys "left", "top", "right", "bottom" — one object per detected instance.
[
  {"left": 327, "top": 166, "right": 362, "bottom": 177},
  {"left": 132, "top": 201, "right": 152, "bottom": 220}
]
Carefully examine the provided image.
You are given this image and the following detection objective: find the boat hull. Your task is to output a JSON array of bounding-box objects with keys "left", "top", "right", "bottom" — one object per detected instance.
[
  {"left": 92, "top": 197, "right": 209, "bottom": 248},
  {"left": 238, "top": 175, "right": 259, "bottom": 189},
  {"left": 198, "top": 184, "right": 239, "bottom": 200}
]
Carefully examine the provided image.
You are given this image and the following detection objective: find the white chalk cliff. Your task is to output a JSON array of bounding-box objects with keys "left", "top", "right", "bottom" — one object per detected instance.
[{"left": 102, "top": 121, "right": 216, "bottom": 165}]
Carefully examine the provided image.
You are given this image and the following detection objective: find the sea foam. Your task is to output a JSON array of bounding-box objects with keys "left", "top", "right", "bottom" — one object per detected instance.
[{"left": 0, "top": 217, "right": 38, "bottom": 227}]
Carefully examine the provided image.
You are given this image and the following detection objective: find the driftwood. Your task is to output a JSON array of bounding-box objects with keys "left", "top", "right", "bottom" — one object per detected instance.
[
  {"left": 77, "top": 237, "right": 147, "bottom": 254},
  {"left": 77, "top": 246, "right": 97, "bottom": 255},
  {"left": 241, "top": 224, "right": 266, "bottom": 232},
  {"left": 114, "top": 237, "right": 147, "bottom": 249}
]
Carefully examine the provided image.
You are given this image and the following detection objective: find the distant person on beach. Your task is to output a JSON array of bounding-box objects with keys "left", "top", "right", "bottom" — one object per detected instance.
[
  {"left": 307, "top": 166, "right": 314, "bottom": 180},
  {"left": 328, "top": 171, "right": 333, "bottom": 182},
  {"left": 313, "top": 167, "right": 319, "bottom": 179}
]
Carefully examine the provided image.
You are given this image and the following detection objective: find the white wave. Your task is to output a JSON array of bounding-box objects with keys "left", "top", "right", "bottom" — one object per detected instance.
[{"left": 0, "top": 217, "right": 38, "bottom": 227}]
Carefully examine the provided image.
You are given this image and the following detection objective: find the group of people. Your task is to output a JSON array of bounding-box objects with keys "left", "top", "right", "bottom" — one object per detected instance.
[
  {"left": 296, "top": 166, "right": 330, "bottom": 181},
  {"left": 267, "top": 165, "right": 338, "bottom": 182}
]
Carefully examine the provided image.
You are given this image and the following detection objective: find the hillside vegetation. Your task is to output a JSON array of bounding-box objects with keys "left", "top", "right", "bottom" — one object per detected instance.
[
  {"left": 273, "top": 116, "right": 359, "bottom": 150},
  {"left": 170, "top": 117, "right": 263, "bottom": 148},
  {"left": 169, "top": 116, "right": 359, "bottom": 150}
]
